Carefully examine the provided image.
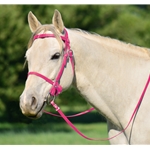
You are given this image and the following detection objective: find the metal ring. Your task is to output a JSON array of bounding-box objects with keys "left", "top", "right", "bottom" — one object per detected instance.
[{"left": 45, "top": 93, "right": 55, "bottom": 105}]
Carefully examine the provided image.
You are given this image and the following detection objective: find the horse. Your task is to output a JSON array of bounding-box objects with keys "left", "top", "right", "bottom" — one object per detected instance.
[{"left": 20, "top": 9, "right": 150, "bottom": 144}]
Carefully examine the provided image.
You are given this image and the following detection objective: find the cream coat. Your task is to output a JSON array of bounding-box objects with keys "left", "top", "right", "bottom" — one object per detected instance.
[{"left": 20, "top": 10, "right": 150, "bottom": 144}]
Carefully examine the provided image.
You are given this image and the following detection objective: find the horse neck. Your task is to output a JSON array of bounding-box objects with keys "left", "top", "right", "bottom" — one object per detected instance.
[{"left": 68, "top": 29, "right": 150, "bottom": 127}]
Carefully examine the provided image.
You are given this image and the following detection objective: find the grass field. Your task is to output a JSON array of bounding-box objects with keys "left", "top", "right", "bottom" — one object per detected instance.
[{"left": 0, "top": 122, "right": 109, "bottom": 145}]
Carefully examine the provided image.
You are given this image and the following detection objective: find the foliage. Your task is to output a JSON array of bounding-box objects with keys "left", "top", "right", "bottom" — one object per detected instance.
[{"left": 1, "top": 5, "right": 150, "bottom": 123}]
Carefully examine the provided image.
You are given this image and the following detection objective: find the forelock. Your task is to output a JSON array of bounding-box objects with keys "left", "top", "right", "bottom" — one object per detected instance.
[{"left": 27, "top": 24, "right": 62, "bottom": 49}]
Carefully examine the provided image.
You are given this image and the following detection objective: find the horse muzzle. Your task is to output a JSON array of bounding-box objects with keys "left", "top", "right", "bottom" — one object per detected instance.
[{"left": 19, "top": 91, "right": 46, "bottom": 119}]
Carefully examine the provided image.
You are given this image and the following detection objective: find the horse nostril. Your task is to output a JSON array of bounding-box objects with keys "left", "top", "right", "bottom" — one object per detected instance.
[{"left": 31, "top": 96, "right": 37, "bottom": 108}]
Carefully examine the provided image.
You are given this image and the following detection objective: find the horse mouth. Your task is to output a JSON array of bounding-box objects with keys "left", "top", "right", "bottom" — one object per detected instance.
[{"left": 21, "top": 101, "right": 47, "bottom": 119}]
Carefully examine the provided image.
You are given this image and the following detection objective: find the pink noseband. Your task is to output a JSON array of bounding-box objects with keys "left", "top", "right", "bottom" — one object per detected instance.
[{"left": 28, "top": 29, "right": 74, "bottom": 97}]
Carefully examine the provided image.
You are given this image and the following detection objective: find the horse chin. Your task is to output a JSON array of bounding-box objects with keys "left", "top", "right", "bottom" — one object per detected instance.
[
  {"left": 20, "top": 100, "right": 47, "bottom": 120},
  {"left": 27, "top": 110, "right": 43, "bottom": 119}
]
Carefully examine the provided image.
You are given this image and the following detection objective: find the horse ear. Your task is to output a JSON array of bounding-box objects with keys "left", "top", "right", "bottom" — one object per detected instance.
[
  {"left": 28, "top": 11, "right": 41, "bottom": 33},
  {"left": 52, "top": 9, "right": 65, "bottom": 33}
]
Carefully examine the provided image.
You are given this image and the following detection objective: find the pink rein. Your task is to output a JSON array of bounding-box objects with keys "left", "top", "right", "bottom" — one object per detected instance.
[
  {"left": 28, "top": 28, "right": 150, "bottom": 141},
  {"left": 46, "top": 74, "right": 150, "bottom": 141}
]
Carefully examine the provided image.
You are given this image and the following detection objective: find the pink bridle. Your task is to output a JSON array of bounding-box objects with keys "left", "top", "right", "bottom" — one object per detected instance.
[
  {"left": 28, "top": 29, "right": 74, "bottom": 97},
  {"left": 27, "top": 28, "right": 150, "bottom": 141}
]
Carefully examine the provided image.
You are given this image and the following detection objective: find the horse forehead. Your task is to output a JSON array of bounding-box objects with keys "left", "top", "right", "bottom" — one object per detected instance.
[
  {"left": 27, "top": 37, "right": 61, "bottom": 56},
  {"left": 36, "top": 38, "right": 60, "bottom": 50}
]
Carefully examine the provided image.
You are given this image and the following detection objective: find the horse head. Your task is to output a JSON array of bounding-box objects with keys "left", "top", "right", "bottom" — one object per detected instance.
[{"left": 20, "top": 10, "right": 74, "bottom": 119}]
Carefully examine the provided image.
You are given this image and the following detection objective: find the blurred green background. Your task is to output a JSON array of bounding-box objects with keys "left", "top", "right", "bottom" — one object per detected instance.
[{"left": 0, "top": 4, "right": 150, "bottom": 144}]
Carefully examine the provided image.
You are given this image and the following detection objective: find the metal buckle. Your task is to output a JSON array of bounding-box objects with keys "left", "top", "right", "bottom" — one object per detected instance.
[{"left": 45, "top": 93, "right": 56, "bottom": 105}]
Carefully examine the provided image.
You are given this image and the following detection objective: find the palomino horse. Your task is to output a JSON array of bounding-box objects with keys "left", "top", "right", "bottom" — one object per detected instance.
[{"left": 20, "top": 9, "right": 150, "bottom": 144}]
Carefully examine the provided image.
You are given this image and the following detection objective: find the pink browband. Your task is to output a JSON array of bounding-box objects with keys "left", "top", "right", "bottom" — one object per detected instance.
[{"left": 28, "top": 29, "right": 74, "bottom": 96}]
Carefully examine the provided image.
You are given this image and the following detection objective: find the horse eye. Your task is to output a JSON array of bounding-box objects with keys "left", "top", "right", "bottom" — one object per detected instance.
[{"left": 51, "top": 52, "right": 60, "bottom": 60}]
